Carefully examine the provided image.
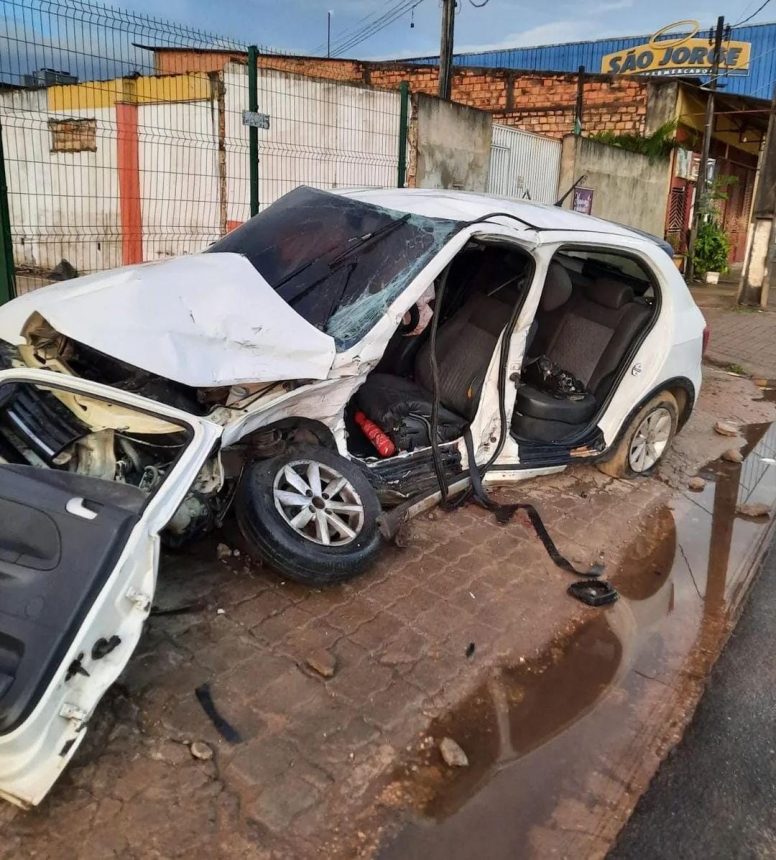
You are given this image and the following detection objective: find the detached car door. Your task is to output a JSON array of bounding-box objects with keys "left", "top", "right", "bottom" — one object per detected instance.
[{"left": 0, "top": 369, "right": 221, "bottom": 808}]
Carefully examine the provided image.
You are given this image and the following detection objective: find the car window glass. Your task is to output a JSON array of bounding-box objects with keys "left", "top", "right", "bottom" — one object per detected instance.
[
  {"left": 206, "top": 187, "right": 462, "bottom": 350},
  {"left": 556, "top": 248, "right": 654, "bottom": 297}
]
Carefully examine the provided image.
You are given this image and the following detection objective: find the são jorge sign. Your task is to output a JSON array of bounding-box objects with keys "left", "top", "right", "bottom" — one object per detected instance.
[{"left": 601, "top": 20, "right": 751, "bottom": 77}]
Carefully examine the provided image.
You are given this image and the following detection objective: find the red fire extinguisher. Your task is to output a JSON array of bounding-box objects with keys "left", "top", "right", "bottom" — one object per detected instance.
[{"left": 354, "top": 410, "right": 396, "bottom": 457}]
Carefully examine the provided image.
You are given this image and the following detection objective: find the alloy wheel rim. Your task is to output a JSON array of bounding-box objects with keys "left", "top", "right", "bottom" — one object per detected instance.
[
  {"left": 628, "top": 407, "right": 672, "bottom": 473},
  {"left": 272, "top": 459, "right": 365, "bottom": 546}
]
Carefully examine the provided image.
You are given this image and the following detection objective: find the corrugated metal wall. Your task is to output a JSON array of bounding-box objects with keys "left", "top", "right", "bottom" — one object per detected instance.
[
  {"left": 410, "top": 21, "right": 776, "bottom": 100},
  {"left": 487, "top": 125, "right": 561, "bottom": 203}
]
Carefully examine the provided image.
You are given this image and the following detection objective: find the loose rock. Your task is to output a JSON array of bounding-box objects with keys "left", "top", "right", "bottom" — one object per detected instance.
[
  {"left": 722, "top": 448, "right": 744, "bottom": 463},
  {"left": 190, "top": 741, "right": 214, "bottom": 761},
  {"left": 439, "top": 737, "right": 469, "bottom": 767},
  {"left": 714, "top": 421, "right": 738, "bottom": 437},
  {"left": 305, "top": 648, "right": 337, "bottom": 678},
  {"left": 737, "top": 503, "right": 770, "bottom": 518},
  {"left": 216, "top": 543, "right": 232, "bottom": 562},
  {"left": 688, "top": 476, "right": 706, "bottom": 492}
]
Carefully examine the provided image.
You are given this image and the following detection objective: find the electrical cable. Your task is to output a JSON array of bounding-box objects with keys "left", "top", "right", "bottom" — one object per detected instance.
[
  {"left": 332, "top": 3, "right": 421, "bottom": 57},
  {"left": 329, "top": 0, "right": 425, "bottom": 57},
  {"left": 733, "top": 0, "right": 772, "bottom": 27}
]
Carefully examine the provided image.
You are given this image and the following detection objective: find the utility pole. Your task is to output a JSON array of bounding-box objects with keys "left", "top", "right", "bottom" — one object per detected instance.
[
  {"left": 327, "top": 11, "right": 333, "bottom": 58},
  {"left": 686, "top": 15, "right": 725, "bottom": 282},
  {"left": 438, "top": 0, "right": 455, "bottom": 100},
  {"left": 739, "top": 84, "right": 776, "bottom": 306}
]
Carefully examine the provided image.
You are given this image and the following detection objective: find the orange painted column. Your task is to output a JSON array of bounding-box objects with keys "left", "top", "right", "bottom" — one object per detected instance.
[{"left": 116, "top": 102, "right": 143, "bottom": 265}]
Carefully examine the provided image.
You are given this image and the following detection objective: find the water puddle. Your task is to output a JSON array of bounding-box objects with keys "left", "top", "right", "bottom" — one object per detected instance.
[{"left": 378, "top": 418, "right": 776, "bottom": 860}]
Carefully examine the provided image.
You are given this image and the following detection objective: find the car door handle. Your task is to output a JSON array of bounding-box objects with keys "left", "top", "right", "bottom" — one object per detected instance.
[{"left": 66, "top": 497, "right": 98, "bottom": 521}]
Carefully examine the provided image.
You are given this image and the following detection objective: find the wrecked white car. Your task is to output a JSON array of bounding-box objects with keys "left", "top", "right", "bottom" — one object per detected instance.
[{"left": 0, "top": 186, "right": 705, "bottom": 806}]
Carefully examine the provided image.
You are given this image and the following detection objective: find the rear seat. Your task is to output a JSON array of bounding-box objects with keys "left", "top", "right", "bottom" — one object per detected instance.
[{"left": 513, "top": 276, "right": 652, "bottom": 443}]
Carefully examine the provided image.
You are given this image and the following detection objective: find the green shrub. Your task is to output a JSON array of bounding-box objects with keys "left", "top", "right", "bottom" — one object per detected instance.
[{"left": 693, "top": 219, "right": 730, "bottom": 276}]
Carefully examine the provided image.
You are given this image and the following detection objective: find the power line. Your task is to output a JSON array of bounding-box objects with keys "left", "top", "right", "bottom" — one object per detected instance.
[
  {"left": 311, "top": 2, "right": 394, "bottom": 55},
  {"left": 329, "top": 0, "right": 423, "bottom": 57},
  {"left": 733, "top": 0, "right": 772, "bottom": 27},
  {"left": 699, "top": 39, "right": 776, "bottom": 88},
  {"left": 733, "top": 0, "right": 760, "bottom": 24},
  {"left": 331, "top": 0, "right": 422, "bottom": 57}
]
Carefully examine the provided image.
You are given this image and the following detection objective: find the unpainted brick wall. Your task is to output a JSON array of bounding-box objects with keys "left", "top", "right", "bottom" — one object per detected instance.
[
  {"left": 256, "top": 57, "right": 651, "bottom": 139},
  {"left": 153, "top": 49, "right": 653, "bottom": 140}
]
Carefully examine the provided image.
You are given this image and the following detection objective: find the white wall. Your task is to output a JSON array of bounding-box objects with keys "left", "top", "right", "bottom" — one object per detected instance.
[
  {"left": 0, "top": 89, "right": 121, "bottom": 272},
  {"left": 223, "top": 64, "right": 401, "bottom": 222},
  {"left": 0, "top": 67, "right": 402, "bottom": 275},
  {"left": 138, "top": 100, "right": 221, "bottom": 261}
]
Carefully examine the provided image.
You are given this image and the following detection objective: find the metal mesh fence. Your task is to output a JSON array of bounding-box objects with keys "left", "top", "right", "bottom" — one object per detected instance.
[{"left": 0, "top": 0, "right": 401, "bottom": 296}]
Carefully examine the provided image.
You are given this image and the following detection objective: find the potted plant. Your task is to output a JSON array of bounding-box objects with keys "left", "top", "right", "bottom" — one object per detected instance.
[{"left": 693, "top": 218, "right": 730, "bottom": 284}]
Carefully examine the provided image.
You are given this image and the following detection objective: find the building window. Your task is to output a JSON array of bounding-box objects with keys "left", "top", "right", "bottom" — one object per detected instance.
[{"left": 49, "top": 118, "right": 97, "bottom": 153}]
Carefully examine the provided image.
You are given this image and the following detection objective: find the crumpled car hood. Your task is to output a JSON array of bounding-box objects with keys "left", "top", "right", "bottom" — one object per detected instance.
[{"left": 0, "top": 253, "right": 337, "bottom": 387}]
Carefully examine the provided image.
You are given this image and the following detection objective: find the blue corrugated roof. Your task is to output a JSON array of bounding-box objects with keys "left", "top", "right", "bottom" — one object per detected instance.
[{"left": 407, "top": 21, "right": 776, "bottom": 100}]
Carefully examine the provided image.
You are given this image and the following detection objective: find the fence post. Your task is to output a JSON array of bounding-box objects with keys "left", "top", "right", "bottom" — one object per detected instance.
[
  {"left": 0, "top": 115, "right": 14, "bottom": 305},
  {"left": 247, "top": 45, "right": 259, "bottom": 217},
  {"left": 397, "top": 81, "right": 409, "bottom": 188}
]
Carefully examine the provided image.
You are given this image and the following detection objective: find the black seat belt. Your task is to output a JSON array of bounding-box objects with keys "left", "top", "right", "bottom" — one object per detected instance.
[{"left": 461, "top": 427, "right": 604, "bottom": 578}]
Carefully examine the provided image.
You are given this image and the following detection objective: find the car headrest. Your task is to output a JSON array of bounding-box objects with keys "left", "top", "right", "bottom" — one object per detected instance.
[
  {"left": 584, "top": 277, "right": 634, "bottom": 309},
  {"left": 541, "top": 263, "right": 573, "bottom": 311}
]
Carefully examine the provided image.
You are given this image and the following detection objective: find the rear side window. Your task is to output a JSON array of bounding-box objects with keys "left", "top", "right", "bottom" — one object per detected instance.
[
  {"left": 555, "top": 248, "right": 655, "bottom": 299},
  {"left": 207, "top": 187, "right": 461, "bottom": 349}
]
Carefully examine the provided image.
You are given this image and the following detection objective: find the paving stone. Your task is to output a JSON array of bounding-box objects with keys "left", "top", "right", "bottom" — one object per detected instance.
[
  {"left": 251, "top": 604, "right": 314, "bottom": 643},
  {"left": 246, "top": 771, "right": 322, "bottom": 833},
  {"left": 349, "top": 611, "right": 406, "bottom": 652},
  {"left": 359, "top": 677, "right": 429, "bottom": 733},
  {"left": 377, "top": 627, "right": 428, "bottom": 667},
  {"left": 327, "top": 658, "right": 395, "bottom": 704},
  {"left": 261, "top": 665, "right": 323, "bottom": 714},
  {"left": 227, "top": 589, "right": 292, "bottom": 627},
  {"left": 324, "top": 597, "right": 381, "bottom": 634}
]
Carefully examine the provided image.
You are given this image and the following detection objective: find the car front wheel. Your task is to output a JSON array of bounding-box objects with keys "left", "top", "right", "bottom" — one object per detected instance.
[
  {"left": 235, "top": 444, "right": 382, "bottom": 586},
  {"left": 597, "top": 391, "right": 678, "bottom": 478}
]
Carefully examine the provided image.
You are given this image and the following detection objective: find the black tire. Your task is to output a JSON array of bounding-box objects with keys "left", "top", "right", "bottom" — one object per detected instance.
[
  {"left": 235, "top": 444, "right": 382, "bottom": 586},
  {"left": 597, "top": 391, "right": 679, "bottom": 479}
]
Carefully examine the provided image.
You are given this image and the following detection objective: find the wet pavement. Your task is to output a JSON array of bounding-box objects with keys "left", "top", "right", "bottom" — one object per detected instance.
[
  {"left": 371, "top": 417, "right": 776, "bottom": 859},
  {"left": 610, "top": 530, "right": 776, "bottom": 859},
  {"left": 1, "top": 370, "right": 775, "bottom": 859}
]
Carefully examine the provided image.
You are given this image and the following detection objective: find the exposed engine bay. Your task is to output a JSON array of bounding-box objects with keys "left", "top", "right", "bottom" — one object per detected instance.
[{"left": 0, "top": 338, "right": 226, "bottom": 542}]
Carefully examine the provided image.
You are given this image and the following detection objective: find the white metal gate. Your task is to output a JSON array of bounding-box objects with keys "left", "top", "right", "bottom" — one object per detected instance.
[{"left": 487, "top": 125, "right": 561, "bottom": 204}]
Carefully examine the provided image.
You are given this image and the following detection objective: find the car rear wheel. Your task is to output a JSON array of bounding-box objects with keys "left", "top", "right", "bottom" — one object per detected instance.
[
  {"left": 597, "top": 392, "right": 678, "bottom": 478},
  {"left": 235, "top": 444, "right": 382, "bottom": 586}
]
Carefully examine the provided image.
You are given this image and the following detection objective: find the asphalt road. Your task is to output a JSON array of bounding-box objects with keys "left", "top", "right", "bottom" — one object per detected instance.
[{"left": 610, "top": 537, "right": 776, "bottom": 860}]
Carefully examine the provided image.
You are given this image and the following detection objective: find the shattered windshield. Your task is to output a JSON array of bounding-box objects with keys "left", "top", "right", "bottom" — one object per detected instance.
[{"left": 206, "top": 186, "right": 461, "bottom": 350}]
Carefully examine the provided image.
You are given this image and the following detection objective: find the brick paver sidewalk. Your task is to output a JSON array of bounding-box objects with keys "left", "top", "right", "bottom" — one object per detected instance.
[
  {"left": 0, "top": 369, "right": 771, "bottom": 859},
  {"left": 702, "top": 306, "right": 776, "bottom": 380}
]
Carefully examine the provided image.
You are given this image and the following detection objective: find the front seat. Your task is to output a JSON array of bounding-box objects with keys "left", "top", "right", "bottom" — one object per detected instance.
[
  {"left": 513, "top": 276, "right": 652, "bottom": 443},
  {"left": 356, "top": 286, "right": 519, "bottom": 451}
]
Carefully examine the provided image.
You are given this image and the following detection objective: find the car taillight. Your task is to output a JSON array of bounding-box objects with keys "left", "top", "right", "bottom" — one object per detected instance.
[{"left": 702, "top": 324, "right": 710, "bottom": 356}]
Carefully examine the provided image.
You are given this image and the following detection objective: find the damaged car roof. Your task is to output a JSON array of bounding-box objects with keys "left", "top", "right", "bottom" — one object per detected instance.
[{"left": 338, "top": 188, "right": 649, "bottom": 241}]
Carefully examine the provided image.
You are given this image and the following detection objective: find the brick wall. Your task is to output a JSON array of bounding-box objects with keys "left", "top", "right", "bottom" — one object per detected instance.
[
  {"left": 258, "top": 58, "right": 652, "bottom": 139},
  {"left": 155, "top": 49, "right": 653, "bottom": 139}
]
